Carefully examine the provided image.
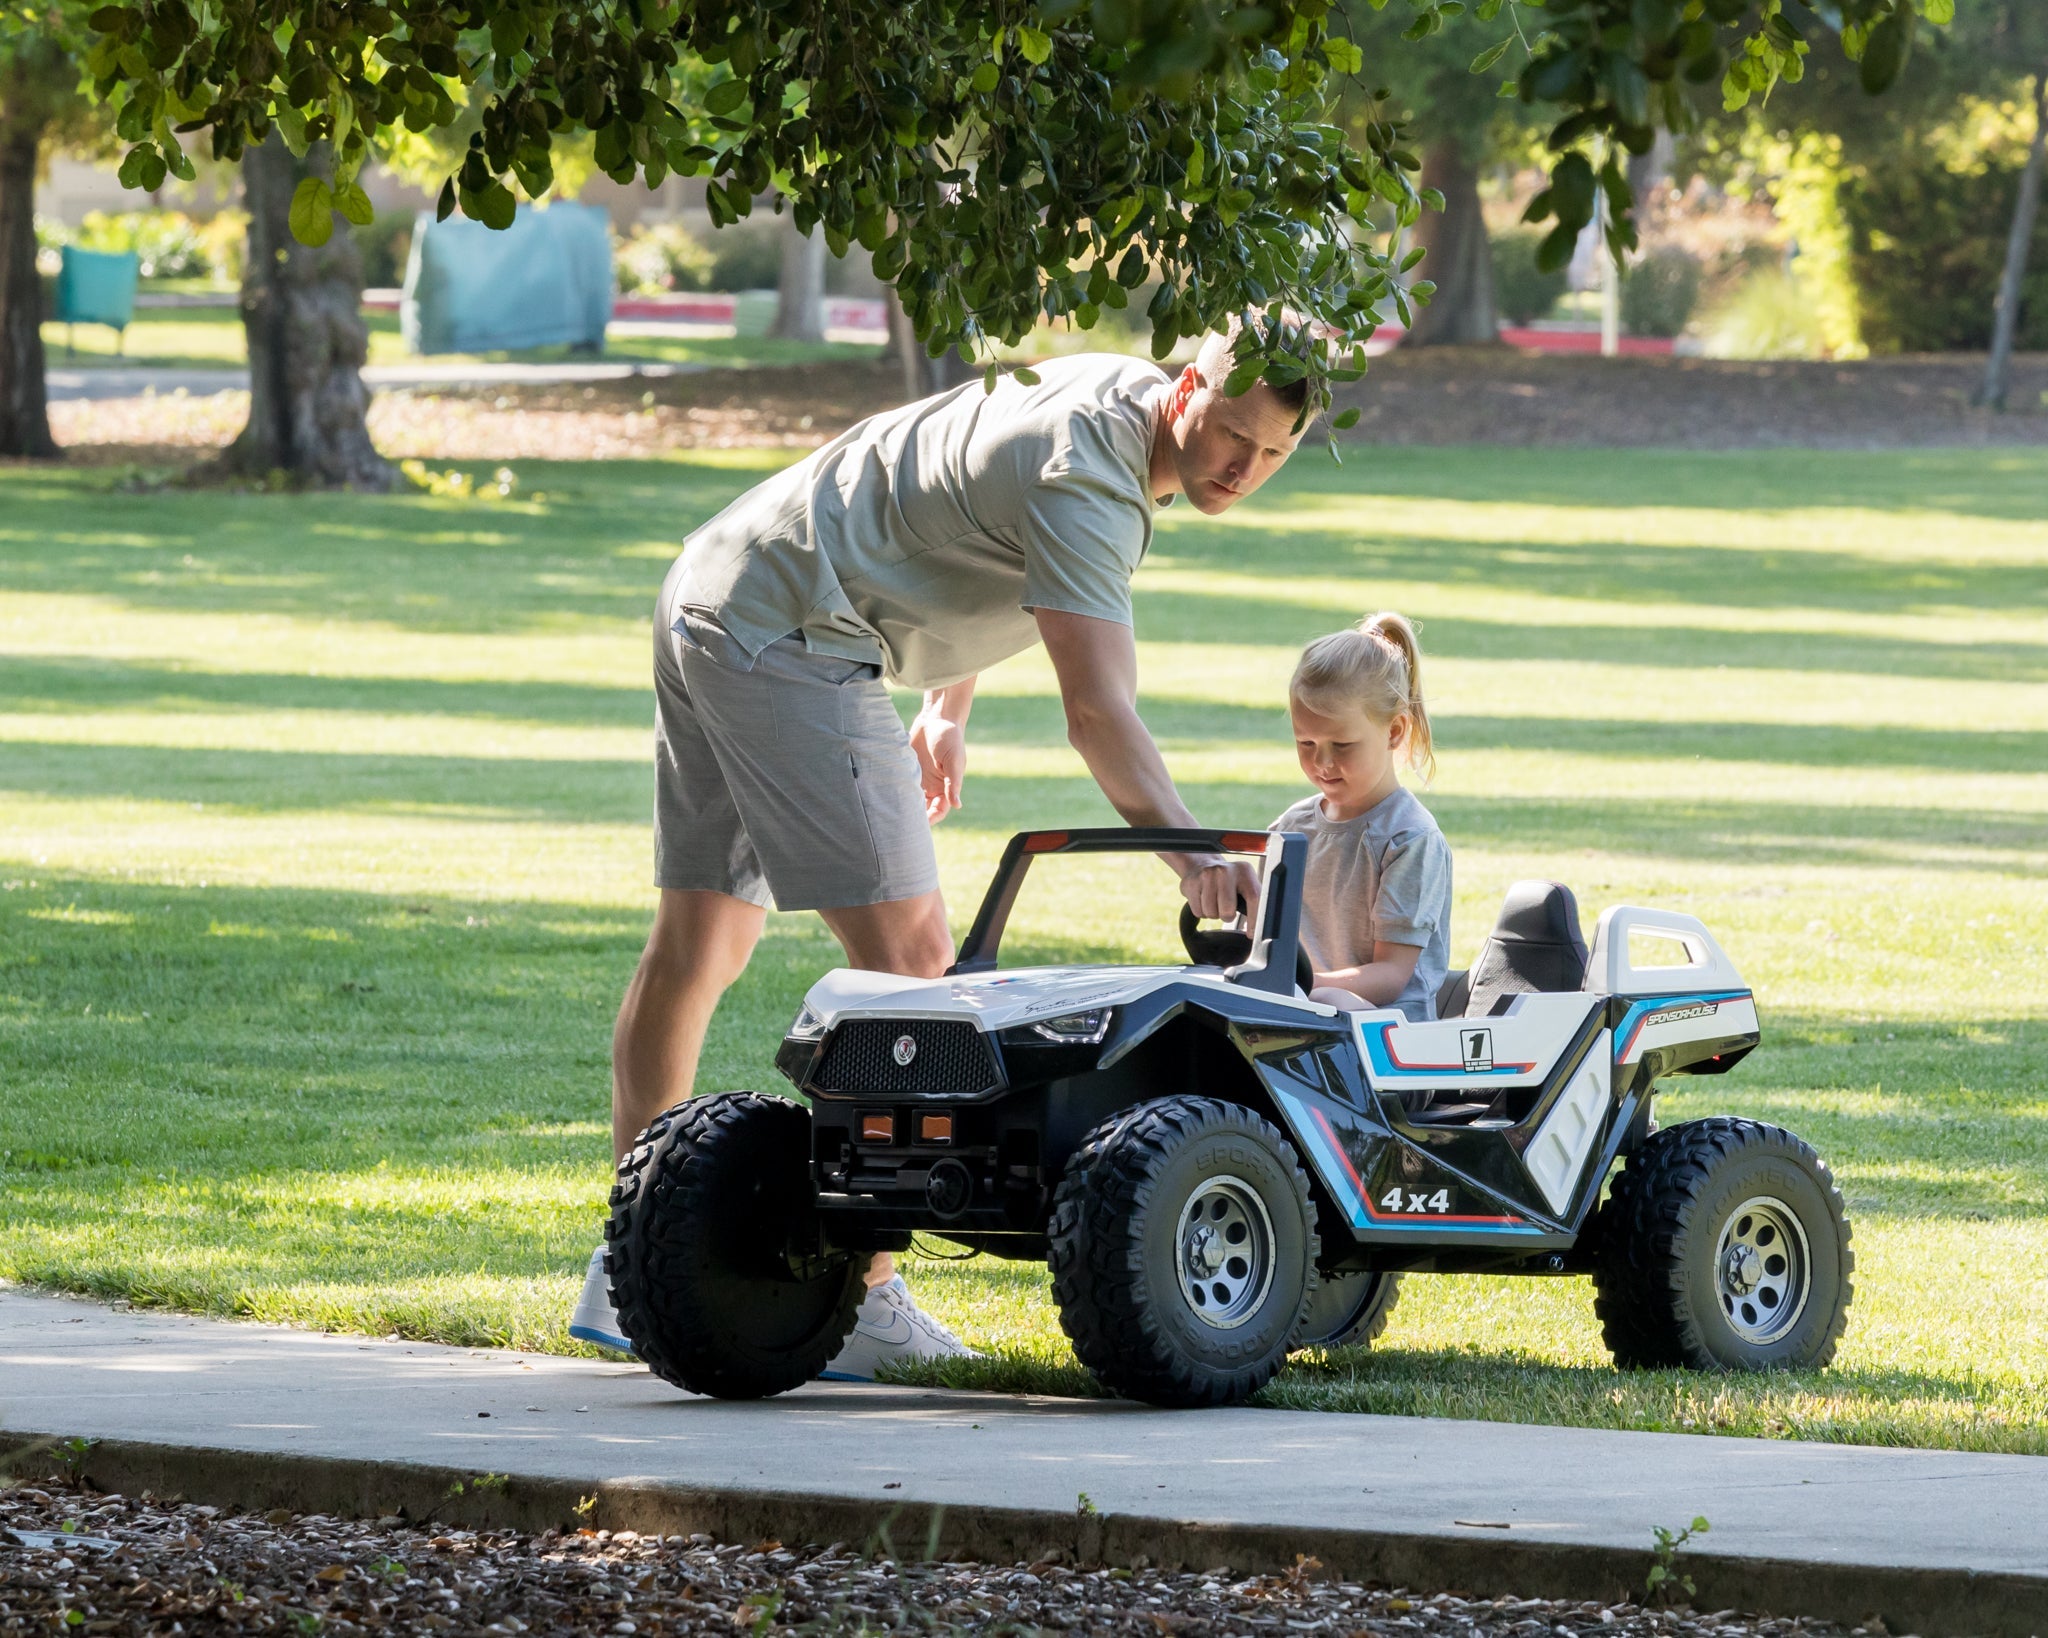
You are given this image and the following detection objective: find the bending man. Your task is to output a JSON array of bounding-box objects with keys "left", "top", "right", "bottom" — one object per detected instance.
[{"left": 572, "top": 320, "right": 1310, "bottom": 1376}]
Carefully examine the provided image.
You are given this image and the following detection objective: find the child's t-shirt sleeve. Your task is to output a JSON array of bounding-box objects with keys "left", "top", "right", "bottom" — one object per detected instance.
[{"left": 1370, "top": 827, "right": 1453, "bottom": 949}]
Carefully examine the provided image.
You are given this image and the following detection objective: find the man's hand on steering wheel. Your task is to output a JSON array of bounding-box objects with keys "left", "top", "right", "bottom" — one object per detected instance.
[{"left": 1180, "top": 858, "right": 1260, "bottom": 925}]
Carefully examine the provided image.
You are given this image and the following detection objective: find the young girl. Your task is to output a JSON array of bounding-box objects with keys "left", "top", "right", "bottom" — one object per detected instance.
[{"left": 1273, "top": 612, "right": 1452, "bottom": 1022}]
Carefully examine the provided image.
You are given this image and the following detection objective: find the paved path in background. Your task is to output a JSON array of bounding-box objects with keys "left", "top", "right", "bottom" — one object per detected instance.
[
  {"left": 4, "top": 1289, "right": 2044, "bottom": 1631},
  {"left": 45, "top": 359, "right": 715, "bottom": 402}
]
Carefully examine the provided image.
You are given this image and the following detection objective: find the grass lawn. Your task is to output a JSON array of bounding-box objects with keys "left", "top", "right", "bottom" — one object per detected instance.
[
  {"left": 1, "top": 445, "right": 2043, "bottom": 1453},
  {"left": 42, "top": 307, "right": 879, "bottom": 372}
]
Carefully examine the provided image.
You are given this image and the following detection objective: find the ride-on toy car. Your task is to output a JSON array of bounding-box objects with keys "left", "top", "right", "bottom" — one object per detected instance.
[{"left": 606, "top": 828, "right": 1853, "bottom": 1406}]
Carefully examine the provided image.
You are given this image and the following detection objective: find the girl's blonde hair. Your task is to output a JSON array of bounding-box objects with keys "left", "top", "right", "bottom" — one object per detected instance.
[{"left": 1290, "top": 611, "right": 1436, "bottom": 783}]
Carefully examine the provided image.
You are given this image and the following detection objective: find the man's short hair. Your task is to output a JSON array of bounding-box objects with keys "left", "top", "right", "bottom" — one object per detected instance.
[{"left": 1194, "top": 313, "right": 1312, "bottom": 414}]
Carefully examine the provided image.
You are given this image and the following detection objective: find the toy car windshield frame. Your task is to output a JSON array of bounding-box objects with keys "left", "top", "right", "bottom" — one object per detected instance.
[{"left": 947, "top": 827, "right": 1309, "bottom": 998}]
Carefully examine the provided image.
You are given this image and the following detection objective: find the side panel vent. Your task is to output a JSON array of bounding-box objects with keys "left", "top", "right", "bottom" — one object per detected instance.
[{"left": 1523, "top": 1031, "right": 1611, "bottom": 1215}]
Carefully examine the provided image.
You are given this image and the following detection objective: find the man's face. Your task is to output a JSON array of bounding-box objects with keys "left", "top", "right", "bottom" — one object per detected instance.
[{"left": 1160, "top": 364, "right": 1307, "bottom": 514}]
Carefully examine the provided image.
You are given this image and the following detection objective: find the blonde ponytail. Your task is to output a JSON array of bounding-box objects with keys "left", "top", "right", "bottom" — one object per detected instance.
[{"left": 1290, "top": 611, "right": 1436, "bottom": 783}]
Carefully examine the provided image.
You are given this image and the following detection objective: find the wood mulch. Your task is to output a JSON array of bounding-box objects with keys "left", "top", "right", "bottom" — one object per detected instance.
[
  {"left": 0, "top": 1477, "right": 1863, "bottom": 1638},
  {"left": 29, "top": 349, "right": 2048, "bottom": 469}
]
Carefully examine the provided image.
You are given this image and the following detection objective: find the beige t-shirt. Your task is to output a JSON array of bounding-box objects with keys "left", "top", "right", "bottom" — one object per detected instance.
[{"left": 670, "top": 354, "right": 1170, "bottom": 689}]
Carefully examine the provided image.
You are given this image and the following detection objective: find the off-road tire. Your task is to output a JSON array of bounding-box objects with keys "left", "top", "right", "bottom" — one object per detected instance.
[
  {"left": 1590, "top": 1116, "right": 1853, "bottom": 1371},
  {"left": 1048, "top": 1096, "right": 1319, "bottom": 1407},
  {"left": 606, "top": 1092, "right": 863, "bottom": 1399},
  {"left": 1294, "top": 1270, "right": 1401, "bottom": 1353}
]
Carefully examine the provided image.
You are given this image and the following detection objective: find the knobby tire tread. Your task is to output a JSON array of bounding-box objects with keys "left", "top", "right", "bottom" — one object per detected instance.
[
  {"left": 1048, "top": 1095, "right": 1318, "bottom": 1407},
  {"left": 1590, "top": 1115, "right": 1853, "bottom": 1371}
]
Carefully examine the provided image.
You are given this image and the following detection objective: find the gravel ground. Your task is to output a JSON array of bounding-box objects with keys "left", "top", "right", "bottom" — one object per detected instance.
[
  {"left": 0, "top": 1478, "right": 1867, "bottom": 1638},
  {"left": 31, "top": 349, "right": 2048, "bottom": 471}
]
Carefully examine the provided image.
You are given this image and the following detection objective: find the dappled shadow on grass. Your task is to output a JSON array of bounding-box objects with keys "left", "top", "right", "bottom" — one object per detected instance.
[
  {"left": 0, "top": 873, "right": 843, "bottom": 1332},
  {"left": 885, "top": 1342, "right": 2048, "bottom": 1455},
  {"left": 968, "top": 694, "right": 2048, "bottom": 776},
  {"left": 1131, "top": 587, "right": 2048, "bottom": 679},
  {"left": 1275, "top": 445, "right": 2048, "bottom": 526},
  {"left": 934, "top": 771, "right": 2048, "bottom": 878},
  {"left": 0, "top": 655, "right": 652, "bottom": 728}
]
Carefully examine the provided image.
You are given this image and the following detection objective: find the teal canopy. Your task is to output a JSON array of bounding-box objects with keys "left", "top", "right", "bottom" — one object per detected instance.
[
  {"left": 55, "top": 247, "right": 139, "bottom": 330},
  {"left": 401, "top": 203, "right": 612, "bottom": 356}
]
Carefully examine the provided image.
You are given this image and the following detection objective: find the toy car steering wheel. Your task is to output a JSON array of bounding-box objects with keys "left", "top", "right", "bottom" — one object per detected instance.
[{"left": 1179, "top": 899, "right": 1315, "bottom": 995}]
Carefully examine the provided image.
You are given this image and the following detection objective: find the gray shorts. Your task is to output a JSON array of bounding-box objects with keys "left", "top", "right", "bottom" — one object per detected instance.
[{"left": 652, "top": 563, "right": 939, "bottom": 912}]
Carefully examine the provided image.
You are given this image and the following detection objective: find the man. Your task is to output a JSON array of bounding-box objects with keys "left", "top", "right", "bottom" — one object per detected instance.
[{"left": 571, "top": 318, "right": 1311, "bottom": 1375}]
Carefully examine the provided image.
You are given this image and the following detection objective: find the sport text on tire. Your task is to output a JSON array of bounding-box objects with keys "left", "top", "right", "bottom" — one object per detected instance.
[
  {"left": 1294, "top": 1270, "right": 1401, "bottom": 1353},
  {"left": 1048, "top": 1096, "right": 1319, "bottom": 1408},
  {"left": 605, "top": 1091, "right": 863, "bottom": 1399},
  {"left": 1590, "top": 1116, "right": 1853, "bottom": 1372}
]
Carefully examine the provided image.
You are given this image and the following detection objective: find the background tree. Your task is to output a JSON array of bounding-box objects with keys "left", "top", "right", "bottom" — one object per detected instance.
[
  {"left": 76, "top": 0, "right": 1937, "bottom": 484},
  {"left": 1340, "top": 4, "right": 1546, "bottom": 345},
  {"left": 0, "top": 12, "right": 111, "bottom": 460}
]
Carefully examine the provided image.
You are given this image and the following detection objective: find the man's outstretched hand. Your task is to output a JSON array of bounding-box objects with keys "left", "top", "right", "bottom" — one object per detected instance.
[{"left": 909, "top": 706, "right": 966, "bottom": 825}]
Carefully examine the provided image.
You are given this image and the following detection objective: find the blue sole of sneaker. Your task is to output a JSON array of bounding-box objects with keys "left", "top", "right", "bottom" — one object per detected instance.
[{"left": 567, "top": 1324, "right": 636, "bottom": 1355}]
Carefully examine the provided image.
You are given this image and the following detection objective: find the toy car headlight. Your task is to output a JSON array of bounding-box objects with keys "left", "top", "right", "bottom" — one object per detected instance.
[
  {"left": 788, "top": 1004, "right": 827, "bottom": 1041},
  {"left": 1030, "top": 1008, "right": 1112, "bottom": 1044}
]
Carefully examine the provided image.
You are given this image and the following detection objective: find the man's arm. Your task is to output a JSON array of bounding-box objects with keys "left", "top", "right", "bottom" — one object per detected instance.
[
  {"left": 1034, "top": 607, "right": 1256, "bottom": 921},
  {"left": 910, "top": 676, "right": 976, "bottom": 824}
]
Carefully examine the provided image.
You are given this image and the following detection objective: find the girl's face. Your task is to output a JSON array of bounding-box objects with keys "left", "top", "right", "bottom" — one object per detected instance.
[{"left": 1291, "top": 695, "right": 1409, "bottom": 820}]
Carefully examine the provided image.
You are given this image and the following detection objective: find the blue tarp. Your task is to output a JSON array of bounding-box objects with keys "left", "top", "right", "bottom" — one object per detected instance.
[
  {"left": 401, "top": 203, "right": 612, "bottom": 355},
  {"left": 55, "top": 247, "right": 139, "bottom": 330}
]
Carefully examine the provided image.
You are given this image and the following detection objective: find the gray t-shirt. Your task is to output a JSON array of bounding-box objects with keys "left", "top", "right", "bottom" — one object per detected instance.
[
  {"left": 1272, "top": 786, "right": 1453, "bottom": 1022},
  {"left": 669, "top": 354, "right": 1170, "bottom": 690}
]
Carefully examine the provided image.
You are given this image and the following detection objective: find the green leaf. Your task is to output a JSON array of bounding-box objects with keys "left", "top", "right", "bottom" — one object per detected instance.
[
  {"left": 704, "top": 78, "right": 748, "bottom": 116},
  {"left": 336, "top": 181, "right": 375, "bottom": 227},
  {"left": 288, "top": 177, "right": 334, "bottom": 247},
  {"left": 1183, "top": 142, "right": 1205, "bottom": 192},
  {"left": 1016, "top": 25, "right": 1052, "bottom": 64},
  {"left": 474, "top": 182, "right": 517, "bottom": 230},
  {"left": 273, "top": 101, "right": 309, "bottom": 156},
  {"left": 436, "top": 178, "right": 456, "bottom": 222},
  {"left": 1012, "top": 365, "right": 1041, "bottom": 384},
  {"left": 1858, "top": 8, "right": 1912, "bottom": 94},
  {"left": 1469, "top": 38, "right": 1510, "bottom": 73},
  {"left": 1324, "top": 37, "right": 1362, "bottom": 74},
  {"left": 1922, "top": 0, "right": 1953, "bottom": 20},
  {"left": 970, "top": 59, "right": 1000, "bottom": 93},
  {"left": 1331, "top": 406, "right": 1360, "bottom": 429},
  {"left": 115, "top": 144, "right": 150, "bottom": 189}
]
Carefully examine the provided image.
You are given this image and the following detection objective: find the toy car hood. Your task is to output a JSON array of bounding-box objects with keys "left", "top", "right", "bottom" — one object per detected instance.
[{"left": 798, "top": 963, "right": 1231, "bottom": 1034}]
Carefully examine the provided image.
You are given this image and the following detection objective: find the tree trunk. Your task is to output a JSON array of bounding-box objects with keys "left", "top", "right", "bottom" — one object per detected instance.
[
  {"left": 883, "top": 281, "right": 969, "bottom": 399},
  {"left": 770, "top": 220, "right": 826, "bottom": 342},
  {"left": 1977, "top": 69, "right": 2047, "bottom": 410},
  {"left": 0, "top": 110, "right": 57, "bottom": 459},
  {"left": 1402, "top": 143, "right": 1499, "bottom": 347},
  {"left": 216, "top": 134, "right": 392, "bottom": 488}
]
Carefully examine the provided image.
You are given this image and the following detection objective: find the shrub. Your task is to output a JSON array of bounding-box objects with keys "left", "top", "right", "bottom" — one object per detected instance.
[
  {"left": 1620, "top": 247, "right": 1702, "bottom": 338},
  {"left": 616, "top": 220, "right": 716, "bottom": 295},
  {"left": 1841, "top": 154, "right": 2048, "bottom": 353},
  {"left": 703, "top": 214, "right": 784, "bottom": 291},
  {"left": 1489, "top": 227, "right": 1567, "bottom": 324},
  {"left": 1699, "top": 269, "right": 1828, "bottom": 359},
  {"left": 353, "top": 211, "right": 414, "bottom": 289},
  {"left": 71, "top": 209, "right": 213, "bottom": 279},
  {"left": 196, "top": 210, "right": 249, "bottom": 285}
]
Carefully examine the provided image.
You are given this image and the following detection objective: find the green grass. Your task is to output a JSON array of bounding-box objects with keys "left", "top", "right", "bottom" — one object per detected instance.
[
  {"left": 1, "top": 446, "right": 2044, "bottom": 1451},
  {"left": 42, "top": 307, "right": 879, "bottom": 372}
]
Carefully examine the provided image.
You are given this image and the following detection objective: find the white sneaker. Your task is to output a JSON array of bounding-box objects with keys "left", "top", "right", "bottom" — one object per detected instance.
[
  {"left": 567, "top": 1246, "right": 635, "bottom": 1354},
  {"left": 820, "top": 1274, "right": 976, "bottom": 1382}
]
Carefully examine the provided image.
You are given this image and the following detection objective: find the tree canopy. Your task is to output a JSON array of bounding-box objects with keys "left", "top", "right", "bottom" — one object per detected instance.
[{"left": 79, "top": 0, "right": 1941, "bottom": 408}]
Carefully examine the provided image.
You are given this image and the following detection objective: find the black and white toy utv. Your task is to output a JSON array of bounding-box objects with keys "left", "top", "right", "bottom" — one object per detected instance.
[{"left": 606, "top": 829, "right": 1853, "bottom": 1407}]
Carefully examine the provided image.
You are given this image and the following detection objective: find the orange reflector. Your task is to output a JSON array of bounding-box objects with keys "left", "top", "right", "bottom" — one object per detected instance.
[
  {"left": 919, "top": 1114, "right": 954, "bottom": 1144},
  {"left": 859, "top": 1112, "right": 895, "bottom": 1145},
  {"left": 1022, "top": 831, "right": 1071, "bottom": 853},
  {"left": 1220, "top": 829, "right": 1273, "bottom": 853}
]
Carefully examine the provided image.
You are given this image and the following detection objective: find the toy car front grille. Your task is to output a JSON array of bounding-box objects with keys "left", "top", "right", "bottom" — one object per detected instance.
[{"left": 816, "top": 1020, "right": 1001, "bottom": 1097}]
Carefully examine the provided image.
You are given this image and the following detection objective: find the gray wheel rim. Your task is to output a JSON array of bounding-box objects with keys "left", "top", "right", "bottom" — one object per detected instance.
[
  {"left": 1175, "top": 1175, "right": 1275, "bottom": 1330},
  {"left": 1714, "top": 1193, "right": 1811, "bottom": 1345}
]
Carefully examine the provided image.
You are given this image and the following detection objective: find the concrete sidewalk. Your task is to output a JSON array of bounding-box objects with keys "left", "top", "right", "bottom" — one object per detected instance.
[{"left": 2, "top": 1288, "right": 2041, "bottom": 1634}]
